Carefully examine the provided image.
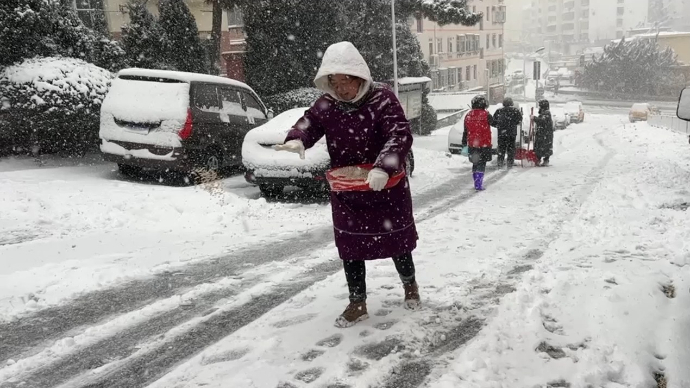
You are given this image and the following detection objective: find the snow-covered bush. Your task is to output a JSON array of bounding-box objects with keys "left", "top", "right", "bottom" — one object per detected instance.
[
  {"left": 263, "top": 88, "right": 324, "bottom": 115},
  {"left": 416, "top": 103, "right": 437, "bottom": 136},
  {"left": 0, "top": 57, "right": 113, "bottom": 155},
  {"left": 0, "top": 0, "right": 127, "bottom": 72}
]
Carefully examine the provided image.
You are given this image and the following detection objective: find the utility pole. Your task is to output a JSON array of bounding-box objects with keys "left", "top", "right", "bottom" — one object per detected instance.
[{"left": 392, "top": 0, "right": 399, "bottom": 97}]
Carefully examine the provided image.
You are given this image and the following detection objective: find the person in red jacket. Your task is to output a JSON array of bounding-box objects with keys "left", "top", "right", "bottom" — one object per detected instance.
[{"left": 461, "top": 95, "right": 494, "bottom": 191}]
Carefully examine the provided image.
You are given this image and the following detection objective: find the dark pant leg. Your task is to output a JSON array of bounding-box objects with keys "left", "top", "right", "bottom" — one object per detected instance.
[
  {"left": 343, "top": 260, "right": 366, "bottom": 303},
  {"left": 392, "top": 253, "right": 416, "bottom": 285},
  {"left": 497, "top": 137, "right": 507, "bottom": 165},
  {"left": 472, "top": 161, "right": 487, "bottom": 173},
  {"left": 506, "top": 134, "right": 517, "bottom": 166}
]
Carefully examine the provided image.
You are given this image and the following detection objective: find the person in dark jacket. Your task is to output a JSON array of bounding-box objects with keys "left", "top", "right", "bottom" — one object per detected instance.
[
  {"left": 461, "top": 95, "right": 493, "bottom": 190},
  {"left": 275, "top": 42, "right": 420, "bottom": 328},
  {"left": 533, "top": 99, "right": 554, "bottom": 166},
  {"left": 493, "top": 97, "right": 523, "bottom": 169}
]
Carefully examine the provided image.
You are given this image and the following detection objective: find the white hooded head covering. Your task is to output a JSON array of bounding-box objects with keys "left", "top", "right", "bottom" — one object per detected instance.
[{"left": 313, "top": 41, "right": 373, "bottom": 103}]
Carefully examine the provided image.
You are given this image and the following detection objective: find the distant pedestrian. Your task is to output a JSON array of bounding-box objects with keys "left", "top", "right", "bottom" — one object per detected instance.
[
  {"left": 461, "top": 95, "right": 493, "bottom": 190},
  {"left": 493, "top": 97, "right": 523, "bottom": 169},
  {"left": 275, "top": 41, "right": 420, "bottom": 328},
  {"left": 533, "top": 99, "right": 554, "bottom": 166}
]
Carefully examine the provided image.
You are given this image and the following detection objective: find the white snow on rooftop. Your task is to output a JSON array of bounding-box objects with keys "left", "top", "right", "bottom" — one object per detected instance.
[
  {"left": 428, "top": 92, "right": 482, "bottom": 112},
  {"left": 397, "top": 77, "right": 431, "bottom": 85}
]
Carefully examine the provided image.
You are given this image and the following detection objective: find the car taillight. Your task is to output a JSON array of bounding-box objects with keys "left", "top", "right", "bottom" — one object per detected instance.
[{"left": 179, "top": 109, "right": 193, "bottom": 140}]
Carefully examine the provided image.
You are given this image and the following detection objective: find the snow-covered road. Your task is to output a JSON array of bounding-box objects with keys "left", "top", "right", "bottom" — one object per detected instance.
[{"left": 2, "top": 112, "right": 690, "bottom": 388}]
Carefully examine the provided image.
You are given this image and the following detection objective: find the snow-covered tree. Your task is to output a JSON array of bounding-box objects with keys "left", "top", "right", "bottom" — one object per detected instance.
[
  {"left": 0, "top": 0, "right": 126, "bottom": 71},
  {"left": 242, "top": 0, "right": 342, "bottom": 97},
  {"left": 581, "top": 37, "right": 681, "bottom": 96},
  {"left": 121, "top": 1, "right": 167, "bottom": 70},
  {"left": 397, "top": 0, "right": 483, "bottom": 26},
  {"left": 158, "top": 0, "right": 210, "bottom": 74}
]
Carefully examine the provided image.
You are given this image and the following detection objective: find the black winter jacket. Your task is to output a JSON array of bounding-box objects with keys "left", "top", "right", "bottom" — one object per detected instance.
[{"left": 493, "top": 106, "right": 523, "bottom": 138}]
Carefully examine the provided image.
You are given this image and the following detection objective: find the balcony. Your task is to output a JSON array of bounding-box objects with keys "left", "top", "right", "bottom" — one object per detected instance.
[
  {"left": 562, "top": 11, "right": 575, "bottom": 21},
  {"left": 563, "top": 23, "right": 575, "bottom": 31}
]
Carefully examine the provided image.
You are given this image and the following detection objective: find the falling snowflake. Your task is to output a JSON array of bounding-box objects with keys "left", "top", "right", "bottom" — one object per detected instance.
[{"left": 287, "top": 34, "right": 295, "bottom": 41}]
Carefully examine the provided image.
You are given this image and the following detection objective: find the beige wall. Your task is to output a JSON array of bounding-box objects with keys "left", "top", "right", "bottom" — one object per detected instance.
[
  {"left": 103, "top": 0, "right": 226, "bottom": 34},
  {"left": 412, "top": 0, "right": 506, "bottom": 91},
  {"left": 658, "top": 34, "right": 690, "bottom": 65}
]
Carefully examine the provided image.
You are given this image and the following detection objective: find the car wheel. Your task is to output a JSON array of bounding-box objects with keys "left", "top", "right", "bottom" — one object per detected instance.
[
  {"left": 118, "top": 163, "right": 142, "bottom": 177},
  {"left": 204, "top": 152, "right": 222, "bottom": 173},
  {"left": 259, "top": 184, "right": 283, "bottom": 197}
]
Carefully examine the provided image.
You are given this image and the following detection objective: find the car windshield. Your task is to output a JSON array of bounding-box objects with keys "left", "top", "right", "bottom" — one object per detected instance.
[{"left": 4, "top": 1, "right": 690, "bottom": 387}]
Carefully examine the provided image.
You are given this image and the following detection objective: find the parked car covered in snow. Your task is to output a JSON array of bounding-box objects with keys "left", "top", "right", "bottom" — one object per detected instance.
[
  {"left": 100, "top": 68, "right": 270, "bottom": 176},
  {"left": 563, "top": 101, "right": 585, "bottom": 123},
  {"left": 629, "top": 103, "right": 659, "bottom": 122},
  {"left": 551, "top": 107, "right": 570, "bottom": 130},
  {"left": 242, "top": 107, "right": 415, "bottom": 196}
]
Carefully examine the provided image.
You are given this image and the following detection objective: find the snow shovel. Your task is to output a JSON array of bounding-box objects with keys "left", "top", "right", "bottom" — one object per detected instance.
[{"left": 515, "top": 107, "right": 537, "bottom": 167}]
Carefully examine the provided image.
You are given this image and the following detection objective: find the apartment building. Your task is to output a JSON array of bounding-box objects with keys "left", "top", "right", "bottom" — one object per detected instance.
[
  {"left": 412, "top": 0, "right": 507, "bottom": 93},
  {"left": 73, "top": 0, "right": 247, "bottom": 80},
  {"left": 524, "top": 0, "right": 649, "bottom": 55}
]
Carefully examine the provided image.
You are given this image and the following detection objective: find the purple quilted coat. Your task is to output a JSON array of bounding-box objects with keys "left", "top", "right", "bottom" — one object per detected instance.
[{"left": 285, "top": 42, "right": 418, "bottom": 261}]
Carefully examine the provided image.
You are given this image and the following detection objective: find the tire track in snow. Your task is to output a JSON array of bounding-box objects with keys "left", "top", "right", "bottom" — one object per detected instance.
[
  {"left": 374, "top": 129, "right": 617, "bottom": 388},
  {"left": 1, "top": 168, "right": 514, "bottom": 387},
  {"left": 1, "top": 166, "right": 483, "bottom": 362}
]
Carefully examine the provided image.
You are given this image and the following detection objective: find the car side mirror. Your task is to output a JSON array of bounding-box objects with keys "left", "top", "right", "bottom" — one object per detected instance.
[
  {"left": 678, "top": 87, "right": 690, "bottom": 122},
  {"left": 267, "top": 109, "right": 274, "bottom": 120}
]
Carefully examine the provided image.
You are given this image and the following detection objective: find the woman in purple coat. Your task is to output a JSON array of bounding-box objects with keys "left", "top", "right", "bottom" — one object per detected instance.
[{"left": 275, "top": 41, "right": 420, "bottom": 328}]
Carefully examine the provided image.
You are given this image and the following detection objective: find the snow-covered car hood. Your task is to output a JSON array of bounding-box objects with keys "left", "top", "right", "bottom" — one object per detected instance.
[
  {"left": 551, "top": 108, "right": 568, "bottom": 123},
  {"left": 242, "top": 108, "right": 330, "bottom": 172},
  {"left": 563, "top": 103, "right": 582, "bottom": 116}
]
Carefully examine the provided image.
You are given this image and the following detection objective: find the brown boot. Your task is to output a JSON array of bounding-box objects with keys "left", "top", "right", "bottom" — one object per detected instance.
[
  {"left": 403, "top": 282, "right": 421, "bottom": 310},
  {"left": 334, "top": 301, "right": 369, "bottom": 328}
]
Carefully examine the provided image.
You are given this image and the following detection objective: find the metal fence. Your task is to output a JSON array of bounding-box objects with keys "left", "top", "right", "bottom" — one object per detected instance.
[{"left": 648, "top": 114, "right": 690, "bottom": 136}]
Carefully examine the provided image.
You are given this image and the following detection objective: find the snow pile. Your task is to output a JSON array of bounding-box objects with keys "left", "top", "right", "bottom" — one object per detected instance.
[
  {"left": 242, "top": 107, "right": 330, "bottom": 174},
  {"left": 0, "top": 57, "right": 113, "bottom": 154},
  {"left": 2, "top": 57, "right": 112, "bottom": 98}
]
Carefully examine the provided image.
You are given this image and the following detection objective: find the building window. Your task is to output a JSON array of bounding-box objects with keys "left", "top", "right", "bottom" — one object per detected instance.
[
  {"left": 466, "top": 66, "right": 471, "bottom": 81},
  {"left": 486, "top": 6, "right": 490, "bottom": 21},
  {"left": 458, "top": 67, "right": 463, "bottom": 83},
  {"left": 448, "top": 37, "right": 454, "bottom": 53},
  {"left": 448, "top": 68, "right": 456, "bottom": 87},
  {"left": 416, "top": 16, "right": 424, "bottom": 33},
  {"left": 492, "top": 34, "right": 497, "bottom": 48},
  {"left": 429, "top": 40, "right": 434, "bottom": 55},
  {"left": 457, "top": 35, "right": 466, "bottom": 53},
  {"left": 227, "top": 5, "right": 244, "bottom": 27},
  {"left": 486, "top": 34, "right": 490, "bottom": 49},
  {"left": 499, "top": 34, "right": 503, "bottom": 48},
  {"left": 437, "top": 38, "right": 443, "bottom": 53},
  {"left": 617, "top": 7, "right": 624, "bottom": 16},
  {"left": 74, "top": 0, "right": 104, "bottom": 29},
  {"left": 473, "top": 65, "right": 477, "bottom": 80},
  {"left": 617, "top": 19, "right": 623, "bottom": 27},
  {"left": 440, "top": 69, "right": 448, "bottom": 87}
]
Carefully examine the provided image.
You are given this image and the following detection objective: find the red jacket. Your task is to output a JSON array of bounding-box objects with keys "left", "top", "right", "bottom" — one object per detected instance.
[{"left": 462, "top": 109, "right": 493, "bottom": 148}]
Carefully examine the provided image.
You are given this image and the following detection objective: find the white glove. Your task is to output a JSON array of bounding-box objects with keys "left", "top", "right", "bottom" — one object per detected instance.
[
  {"left": 365, "top": 168, "right": 390, "bottom": 191},
  {"left": 273, "top": 140, "right": 305, "bottom": 159}
]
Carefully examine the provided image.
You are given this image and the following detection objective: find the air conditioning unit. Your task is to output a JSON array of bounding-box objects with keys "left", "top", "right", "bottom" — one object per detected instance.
[{"left": 430, "top": 54, "right": 440, "bottom": 68}]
